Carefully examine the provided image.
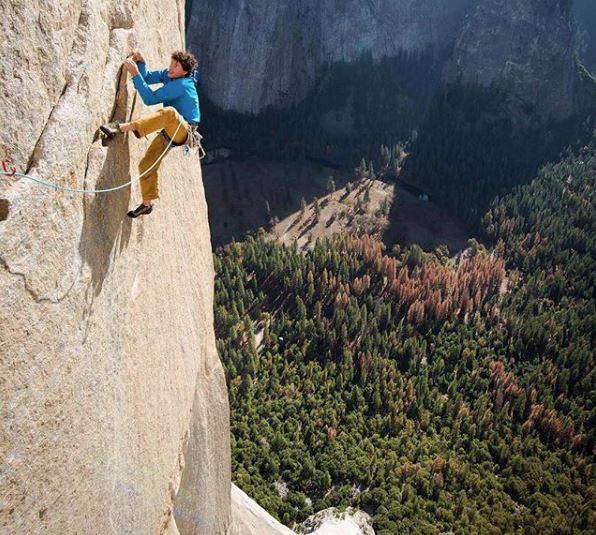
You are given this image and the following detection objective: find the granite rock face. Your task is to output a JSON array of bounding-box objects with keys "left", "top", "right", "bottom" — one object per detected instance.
[
  {"left": 231, "top": 484, "right": 297, "bottom": 535},
  {"left": 301, "top": 506, "right": 375, "bottom": 535},
  {"left": 187, "top": 0, "right": 582, "bottom": 118},
  {"left": 0, "top": 1, "right": 233, "bottom": 533},
  {"left": 445, "top": 0, "right": 578, "bottom": 117},
  {"left": 187, "top": 0, "right": 473, "bottom": 113}
]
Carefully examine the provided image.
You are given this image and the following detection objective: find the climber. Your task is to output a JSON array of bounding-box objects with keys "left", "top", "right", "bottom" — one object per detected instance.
[{"left": 100, "top": 50, "right": 201, "bottom": 218}]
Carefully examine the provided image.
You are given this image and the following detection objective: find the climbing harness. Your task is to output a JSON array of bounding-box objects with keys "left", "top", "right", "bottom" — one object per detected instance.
[
  {"left": 0, "top": 120, "right": 184, "bottom": 194},
  {"left": 161, "top": 124, "right": 206, "bottom": 160},
  {"left": 159, "top": 127, "right": 187, "bottom": 147}
]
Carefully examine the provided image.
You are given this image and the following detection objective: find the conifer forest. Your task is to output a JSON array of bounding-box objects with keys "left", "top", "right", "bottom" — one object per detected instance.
[{"left": 213, "top": 143, "right": 595, "bottom": 533}]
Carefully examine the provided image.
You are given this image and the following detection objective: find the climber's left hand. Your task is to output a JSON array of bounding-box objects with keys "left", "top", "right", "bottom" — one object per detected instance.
[{"left": 124, "top": 58, "right": 140, "bottom": 76}]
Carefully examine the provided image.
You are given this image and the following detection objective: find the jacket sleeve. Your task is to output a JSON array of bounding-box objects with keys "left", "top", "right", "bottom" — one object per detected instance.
[
  {"left": 132, "top": 75, "right": 183, "bottom": 106},
  {"left": 136, "top": 63, "right": 167, "bottom": 85}
]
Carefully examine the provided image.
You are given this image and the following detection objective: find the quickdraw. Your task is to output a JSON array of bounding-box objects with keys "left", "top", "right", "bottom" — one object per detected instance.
[
  {"left": 185, "top": 125, "right": 206, "bottom": 160},
  {"left": 160, "top": 124, "right": 205, "bottom": 160},
  {"left": 1, "top": 158, "right": 16, "bottom": 177}
]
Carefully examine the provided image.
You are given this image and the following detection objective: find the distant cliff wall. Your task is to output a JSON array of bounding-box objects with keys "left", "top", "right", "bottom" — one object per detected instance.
[
  {"left": 187, "top": 0, "right": 585, "bottom": 118},
  {"left": 444, "top": 0, "right": 578, "bottom": 118},
  {"left": 187, "top": 0, "right": 473, "bottom": 113}
]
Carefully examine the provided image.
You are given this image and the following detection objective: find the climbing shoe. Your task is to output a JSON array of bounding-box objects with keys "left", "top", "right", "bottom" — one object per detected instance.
[
  {"left": 127, "top": 203, "right": 153, "bottom": 218},
  {"left": 99, "top": 121, "right": 121, "bottom": 140}
]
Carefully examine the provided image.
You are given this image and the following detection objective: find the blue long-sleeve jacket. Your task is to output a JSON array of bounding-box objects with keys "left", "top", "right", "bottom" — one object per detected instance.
[{"left": 132, "top": 62, "right": 201, "bottom": 124}]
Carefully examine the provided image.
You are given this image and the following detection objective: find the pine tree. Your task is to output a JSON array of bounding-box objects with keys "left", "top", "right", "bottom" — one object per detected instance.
[
  {"left": 313, "top": 197, "right": 321, "bottom": 221},
  {"left": 300, "top": 197, "right": 307, "bottom": 216},
  {"left": 358, "top": 157, "right": 367, "bottom": 178},
  {"left": 264, "top": 200, "right": 271, "bottom": 223},
  {"left": 368, "top": 161, "right": 376, "bottom": 181},
  {"left": 327, "top": 176, "right": 336, "bottom": 198},
  {"left": 364, "top": 186, "right": 371, "bottom": 204}
]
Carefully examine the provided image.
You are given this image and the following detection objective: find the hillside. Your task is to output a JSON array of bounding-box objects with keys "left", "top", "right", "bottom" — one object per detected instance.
[
  {"left": 268, "top": 178, "right": 394, "bottom": 250},
  {"left": 266, "top": 177, "right": 468, "bottom": 255},
  {"left": 202, "top": 147, "right": 468, "bottom": 254}
]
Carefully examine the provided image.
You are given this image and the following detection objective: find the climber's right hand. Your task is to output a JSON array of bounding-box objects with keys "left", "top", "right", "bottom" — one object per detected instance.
[
  {"left": 124, "top": 58, "right": 140, "bottom": 76},
  {"left": 131, "top": 50, "right": 145, "bottom": 63}
]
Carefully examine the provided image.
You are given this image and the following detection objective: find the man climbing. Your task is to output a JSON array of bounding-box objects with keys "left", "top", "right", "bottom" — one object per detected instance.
[{"left": 100, "top": 50, "right": 201, "bottom": 218}]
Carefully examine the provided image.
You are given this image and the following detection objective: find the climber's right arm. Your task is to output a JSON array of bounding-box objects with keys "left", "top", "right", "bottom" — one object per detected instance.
[
  {"left": 132, "top": 73, "right": 184, "bottom": 106},
  {"left": 130, "top": 52, "right": 165, "bottom": 84},
  {"left": 136, "top": 63, "right": 167, "bottom": 85}
]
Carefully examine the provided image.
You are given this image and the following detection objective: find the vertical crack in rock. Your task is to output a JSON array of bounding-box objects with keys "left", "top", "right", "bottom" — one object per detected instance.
[
  {"left": 25, "top": 80, "right": 71, "bottom": 175},
  {"left": 24, "top": 1, "right": 92, "bottom": 175},
  {"left": 158, "top": 427, "right": 190, "bottom": 534},
  {"left": 0, "top": 199, "right": 9, "bottom": 221},
  {"left": 108, "top": 64, "right": 129, "bottom": 123}
]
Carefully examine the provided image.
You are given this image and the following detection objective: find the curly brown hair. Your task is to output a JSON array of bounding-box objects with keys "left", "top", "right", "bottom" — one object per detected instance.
[{"left": 171, "top": 50, "right": 198, "bottom": 75}]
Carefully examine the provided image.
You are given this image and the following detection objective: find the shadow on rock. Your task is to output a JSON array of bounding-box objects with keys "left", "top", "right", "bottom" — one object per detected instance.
[{"left": 79, "top": 134, "right": 132, "bottom": 300}]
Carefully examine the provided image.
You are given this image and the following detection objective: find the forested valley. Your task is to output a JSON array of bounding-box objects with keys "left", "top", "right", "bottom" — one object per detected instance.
[{"left": 213, "top": 142, "right": 595, "bottom": 534}]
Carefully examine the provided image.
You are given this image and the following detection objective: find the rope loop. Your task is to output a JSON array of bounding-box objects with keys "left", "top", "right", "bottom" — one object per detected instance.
[{"left": 0, "top": 120, "right": 187, "bottom": 195}]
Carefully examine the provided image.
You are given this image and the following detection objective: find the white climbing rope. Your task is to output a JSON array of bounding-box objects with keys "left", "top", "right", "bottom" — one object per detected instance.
[{"left": 0, "top": 120, "right": 187, "bottom": 195}]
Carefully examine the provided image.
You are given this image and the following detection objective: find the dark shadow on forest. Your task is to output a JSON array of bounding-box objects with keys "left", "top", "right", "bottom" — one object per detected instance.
[
  {"left": 203, "top": 158, "right": 350, "bottom": 248},
  {"left": 382, "top": 182, "right": 469, "bottom": 254}
]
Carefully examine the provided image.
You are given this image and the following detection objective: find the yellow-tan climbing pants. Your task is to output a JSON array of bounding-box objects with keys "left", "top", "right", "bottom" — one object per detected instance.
[{"left": 131, "top": 107, "right": 189, "bottom": 201}]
